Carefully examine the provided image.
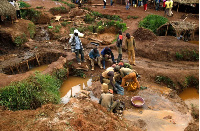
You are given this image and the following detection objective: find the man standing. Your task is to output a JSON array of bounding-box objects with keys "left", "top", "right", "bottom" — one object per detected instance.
[
  {"left": 143, "top": 0, "right": 147, "bottom": 11},
  {"left": 69, "top": 29, "right": 85, "bottom": 65},
  {"left": 125, "top": 0, "right": 130, "bottom": 10},
  {"left": 116, "top": 30, "right": 123, "bottom": 63},
  {"left": 169, "top": 0, "right": 173, "bottom": 16},
  {"left": 89, "top": 48, "right": 103, "bottom": 70},
  {"left": 103, "top": 0, "right": 106, "bottom": 8},
  {"left": 101, "top": 47, "right": 115, "bottom": 69},
  {"left": 125, "top": 33, "right": 136, "bottom": 65},
  {"left": 14, "top": 0, "right": 21, "bottom": 19},
  {"left": 165, "top": 0, "right": 170, "bottom": 16}
]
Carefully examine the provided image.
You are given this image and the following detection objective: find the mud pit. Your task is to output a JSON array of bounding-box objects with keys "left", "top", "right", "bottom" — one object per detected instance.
[{"left": 0, "top": 0, "right": 199, "bottom": 130}]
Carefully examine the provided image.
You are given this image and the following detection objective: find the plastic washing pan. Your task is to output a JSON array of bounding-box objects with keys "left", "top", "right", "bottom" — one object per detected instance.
[{"left": 131, "top": 96, "right": 145, "bottom": 108}]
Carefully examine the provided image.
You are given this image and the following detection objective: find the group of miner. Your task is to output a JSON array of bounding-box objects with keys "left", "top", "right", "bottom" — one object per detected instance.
[{"left": 69, "top": 29, "right": 140, "bottom": 113}]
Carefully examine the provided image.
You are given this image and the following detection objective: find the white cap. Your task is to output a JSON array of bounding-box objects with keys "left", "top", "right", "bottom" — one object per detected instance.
[{"left": 74, "top": 29, "right": 79, "bottom": 34}]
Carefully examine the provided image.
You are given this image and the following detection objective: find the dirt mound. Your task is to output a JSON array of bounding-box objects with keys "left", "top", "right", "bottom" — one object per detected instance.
[
  {"left": 133, "top": 27, "right": 157, "bottom": 41},
  {"left": 0, "top": 98, "right": 140, "bottom": 131},
  {"left": 69, "top": 8, "right": 86, "bottom": 18}
]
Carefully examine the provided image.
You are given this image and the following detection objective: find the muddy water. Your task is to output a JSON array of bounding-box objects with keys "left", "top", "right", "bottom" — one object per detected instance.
[
  {"left": 179, "top": 88, "right": 199, "bottom": 101},
  {"left": 179, "top": 88, "right": 199, "bottom": 109},
  {"left": 188, "top": 41, "right": 199, "bottom": 45},
  {"left": 133, "top": 100, "right": 143, "bottom": 105},
  {"left": 29, "top": 65, "right": 48, "bottom": 72},
  {"left": 60, "top": 77, "right": 92, "bottom": 103}
]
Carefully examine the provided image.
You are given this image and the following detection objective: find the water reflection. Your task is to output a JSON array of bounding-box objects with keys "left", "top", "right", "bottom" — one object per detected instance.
[{"left": 60, "top": 77, "right": 93, "bottom": 104}]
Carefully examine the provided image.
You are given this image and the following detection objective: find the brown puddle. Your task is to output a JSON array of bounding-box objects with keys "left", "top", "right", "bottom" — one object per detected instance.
[
  {"left": 60, "top": 77, "right": 92, "bottom": 103},
  {"left": 179, "top": 88, "right": 199, "bottom": 101},
  {"left": 188, "top": 41, "right": 199, "bottom": 45},
  {"left": 29, "top": 64, "right": 48, "bottom": 72}
]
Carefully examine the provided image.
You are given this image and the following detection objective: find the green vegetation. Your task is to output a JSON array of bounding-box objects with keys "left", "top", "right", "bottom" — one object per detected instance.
[
  {"left": 0, "top": 73, "right": 61, "bottom": 111},
  {"left": 175, "top": 50, "right": 199, "bottom": 61},
  {"left": 19, "top": 1, "right": 31, "bottom": 8},
  {"left": 139, "top": 15, "right": 168, "bottom": 34},
  {"left": 20, "top": 9, "right": 41, "bottom": 23},
  {"left": 155, "top": 76, "right": 175, "bottom": 89},
  {"left": 28, "top": 23, "right": 36, "bottom": 39},
  {"left": 184, "top": 76, "right": 199, "bottom": 89},
  {"left": 49, "top": 6, "right": 69, "bottom": 15},
  {"left": 61, "top": 22, "right": 70, "bottom": 27},
  {"left": 14, "top": 33, "right": 27, "bottom": 46},
  {"left": 36, "top": 6, "right": 43, "bottom": 9},
  {"left": 53, "top": 68, "right": 68, "bottom": 80},
  {"left": 53, "top": 25, "right": 62, "bottom": 33},
  {"left": 84, "top": 11, "right": 122, "bottom": 23},
  {"left": 127, "top": 15, "right": 139, "bottom": 19},
  {"left": 73, "top": 69, "right": 86, "bottom": 78}
]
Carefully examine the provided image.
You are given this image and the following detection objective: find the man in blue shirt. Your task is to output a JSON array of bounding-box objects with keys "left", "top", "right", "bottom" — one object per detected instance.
[
  {"left": 89, "top": 48, "right": 103, "bottom": 70},
  {"left": 101, "top": 47, "right": 115, "bottom": 69},
  {"left": 69, "top": 29, "right": 85, "bottom": 65}
]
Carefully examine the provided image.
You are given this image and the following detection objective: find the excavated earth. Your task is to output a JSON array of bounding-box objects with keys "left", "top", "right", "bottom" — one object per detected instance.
[{"left": 0, "top": 0, "right": 199, "bottom": 130}]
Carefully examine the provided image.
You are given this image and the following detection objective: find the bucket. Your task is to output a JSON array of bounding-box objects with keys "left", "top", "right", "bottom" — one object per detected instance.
[{"left": 131, "top": 96, "right": 145, "bottom": 107}]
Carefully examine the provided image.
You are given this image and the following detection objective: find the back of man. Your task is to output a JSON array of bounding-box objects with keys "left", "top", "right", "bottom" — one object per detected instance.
[
  {"left": 100, "top": 93, "right": 113, "bottom": 111},
  {"left": 120, "top": 67, "right": 133, "bottom": 78},
  {"left": 125, "top": 36, "right": 135, "bottom": 50}
]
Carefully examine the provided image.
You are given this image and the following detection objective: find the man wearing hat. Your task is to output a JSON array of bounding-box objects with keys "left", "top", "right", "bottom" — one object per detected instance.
[{"left": 69, "top": 29, "right": 85, "bottom": 65}]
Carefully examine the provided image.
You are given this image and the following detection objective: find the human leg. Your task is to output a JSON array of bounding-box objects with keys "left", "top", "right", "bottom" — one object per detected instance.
[
  {"left": 110, "top": 100, "right": 120, "bottom": 112},
  {"left": 128, "top": 50, "right": 132, "bottom": 64},
  {"left": 131, "top": 49, "right": 135, "bottom": 65},
  {"left": 110, "top": 52, "right": 115, "bottom": 63},
  {"left": 97, "top": 57, "right": 103, "bottom": 69},
  {"left": 75, "top": 49, "right": 80, "bottom": 63},
  {"left": 80, "top": 49, "right": 85, "bottom": 62},
  {"left": 101, "top": 55, "right": 106, "bottom": 69},
  {"left": 89, "top": 57, "right": 95, "bottom": 70}
]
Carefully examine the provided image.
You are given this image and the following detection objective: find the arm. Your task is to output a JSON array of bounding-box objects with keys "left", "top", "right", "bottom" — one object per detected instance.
[
  {"left": 133, "top": 38, "right": 136, "bottom": 49},
  {"left": 99, "top": 95, "right": 102, "bottom": 104},
  {"left": 120, "top": 69, "right": 124, "bottom": 78},
  {"left": 89, "top": 50, "right": 94, "bottom": 59}
]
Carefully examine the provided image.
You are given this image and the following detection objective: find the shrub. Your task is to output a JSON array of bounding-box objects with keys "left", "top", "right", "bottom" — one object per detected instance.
[
  {"left": 184, "top": 76, "right": 199, "bottom": 89},
  {"left": 84, "top": 14, "right": 95, "bottom": 23},
  {"left": 53, "top": 68, "right": 68, "bottom": 80},
  {"left": 49, "top": 6, "right": 69, "bottom": 15},
  {"left": 61, "top": 22, "right": 68, "bottom": 27},
  {"left": 127, "top": 15, "right": 139, "bottom": 19},
  {"left": 155, "top": 76, "right": 175, "bottom": 89},
  {"left": 20, "top": 9, "right": 41, "bottom": 23},
  {"left": 14, "top": 33, "right": 27, "bottom": 46},
  {"left": 28, "top": 23, "right": 36, "bottom": 39},
  {"left": 19, "top": 1, "right": 31, "bottom": 8},
  {"left": 53, "top": 25, "right": 62, "bottom": 33},
  {"left": 0, "top": 73, "right": 61, "bottom": 111},
  {"left": 175, "top": 50, "right": 199, "bottom": 61},
  {"left": 139, "top": 15, "right": 168, "bottom": 34}
]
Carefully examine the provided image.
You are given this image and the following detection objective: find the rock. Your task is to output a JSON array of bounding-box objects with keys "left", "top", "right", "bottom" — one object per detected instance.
[{"left": 163, "top": 115, "right": 172, "bottom": 119}]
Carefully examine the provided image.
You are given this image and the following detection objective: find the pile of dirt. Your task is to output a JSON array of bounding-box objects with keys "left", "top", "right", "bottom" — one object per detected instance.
[
  {"left": 0, "top": 97, "right": 141, "bottom": 131},
  {"left": 133, "top": 27, "right": 157, "bottom": 41}
]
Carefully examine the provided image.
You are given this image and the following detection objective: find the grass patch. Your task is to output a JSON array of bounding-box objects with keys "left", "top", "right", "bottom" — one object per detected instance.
[
  {"left": 184, "top": 76, "right": 199, "bottom": 89},
  {"left": 139, "top": 14, "right": 168, "bottom": 34},
  {"left": 49, "top": 6, "right": 69, "bottom": 15},
  {"left": 0, "top": 72, "right": 61, "bottom": 111},
  {"left": 61, "top": 22, "right": 70, "bottom": 27},
  {"left": 53, "top": 68, "right": 68, "bottom": 80},
  {"left": 53, "top": 25, "right": 62, "bottom": 33},
  {"left": 36, "top": 6, "right": 43, "bottom": 9},
  {"left": 14, "top": 33, "right": 27, "bottom": 46},
  {"left": 19, "top": 1, "right": 31, "bottom": 8},
  {"left": 175, "top": 50, "right": 199, "bottom": 61},
  {"left": 28, "top": 23, "right": 36, "bottom": 39},
  {"left": 20, "top": 9, "right": 41, "bottom": 23},
  {"left": 52, "top": 0, "right": 75, "bottom": 8},
  {"left": 155, "top": 76, "right": 175, "bottom": 89},
  {"left": 127, "top": 15, "right": 139, "bottom": 19}
]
